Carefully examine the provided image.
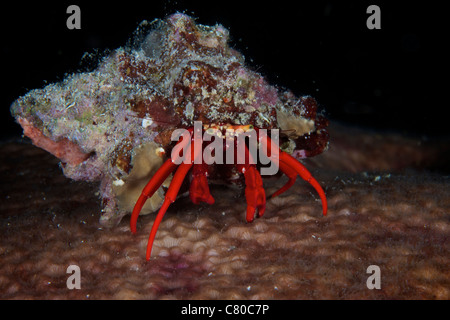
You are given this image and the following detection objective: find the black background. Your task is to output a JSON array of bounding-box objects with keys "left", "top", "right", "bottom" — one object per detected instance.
[{"left": 1, "top": 1, "right": 446, "bottom": 139}]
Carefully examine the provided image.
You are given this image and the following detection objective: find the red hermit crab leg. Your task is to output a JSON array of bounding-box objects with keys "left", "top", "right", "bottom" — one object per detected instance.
[
  {"left": 236, "top": 142, "right": 266, "bottom": 222},
  {"left": 131, "top": 128, "right": 204, "bottom": 260},
  {"left": 145, "top": 161, "right": 193, "bottom": 260},
  {"left": 144, "top": 137, "right": 203, "bottom": 260},
  {"left": 279, "top": 152, "right": 327, "bottom": 216},
  {"left": 261, "top": 134, "right": 327, "bottom": 216},
  {"left": 256, "top": 130, "right": 296, "bottom": 199},
  {"left": 130, "top": 159, "right": 177, "bottom": 234},
  {"left": 189, "top": 163, "right": 215, "bottom": 205},
  {"left": 269, "top": 161, "right": 297, "bottom": 199},
  {"left": 241, "top": 164, "right": 266, "bottom": 223},
  {"left": 130, "top": 131, "right": 192, "bottom": 233}
]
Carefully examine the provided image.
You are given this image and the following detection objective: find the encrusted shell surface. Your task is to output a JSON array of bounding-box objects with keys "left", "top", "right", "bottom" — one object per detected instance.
[{"left": 10, "top": 13, "right": 328, "bottom": 226}]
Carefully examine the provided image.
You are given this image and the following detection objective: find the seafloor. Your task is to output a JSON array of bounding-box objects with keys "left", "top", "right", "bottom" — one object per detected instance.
[{"left": 0, "top": 123, "right": 448, "bottom": 299}]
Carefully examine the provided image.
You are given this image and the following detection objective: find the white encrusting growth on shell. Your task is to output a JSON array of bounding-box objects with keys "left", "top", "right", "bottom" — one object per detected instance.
[{"left": 141, "top": 118, "right": 153, "bottom": 128}]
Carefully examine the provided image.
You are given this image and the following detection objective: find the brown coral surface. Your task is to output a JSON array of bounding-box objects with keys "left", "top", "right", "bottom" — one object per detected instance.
[{"left": 1, "top": 123, "right": 448, "bottom": 299}]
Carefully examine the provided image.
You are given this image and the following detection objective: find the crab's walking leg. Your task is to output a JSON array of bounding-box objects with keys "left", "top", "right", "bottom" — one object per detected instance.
[
  {"left": 241, "top": 164, "right": 266, "bottom": 222},
  {"left": 270, "top": 161, "right": 297, "bottom": 199},
  {"left": 279, "top": 151, "right": 327, "bottom": 216},
  {"left": 145, "top": 134, "right": 203, "bottom": 260},
  {"left": 257, "top": 131, "right": 296, "bottom": 199},
  {"left": 190, "top": 163, "right": 215, "bottom": 205},
  {"left": 130, "top": 131, "right": 192, "bottom": 233},
  {"left": 260, "top": 134, "right": 327, "bottom": 216},
  {"left": 146, "top": 161, "right": 193, "bottom": 260},
  {"left": 236, "top": 142, "right": 266, "bottom": 223},
  {"left": 130, "top": 160, "right": 177, "bottom": 234}
]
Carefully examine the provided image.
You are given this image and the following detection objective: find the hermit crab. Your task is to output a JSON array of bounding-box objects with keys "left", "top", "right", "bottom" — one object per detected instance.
[
  {"left": 10, "top": 13, "right": 329, "bottom": 260},
  {"left": 131, "top": 122, "right": 328, "bottom": 259}
]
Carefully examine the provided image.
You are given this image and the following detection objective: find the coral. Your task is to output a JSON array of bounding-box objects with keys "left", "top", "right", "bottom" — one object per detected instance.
[{"left": 10, "top": 13, "right": 328, "bottom": 227}]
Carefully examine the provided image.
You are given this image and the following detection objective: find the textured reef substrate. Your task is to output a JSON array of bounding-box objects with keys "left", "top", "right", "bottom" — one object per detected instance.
[{"left": 1, "top": 124, "right": 448, "bottom": 299}]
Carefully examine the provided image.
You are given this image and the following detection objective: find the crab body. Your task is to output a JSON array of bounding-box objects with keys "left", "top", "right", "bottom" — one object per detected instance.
[{"left": 10, "top": 13, "right": 329, "bottom": 260}]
